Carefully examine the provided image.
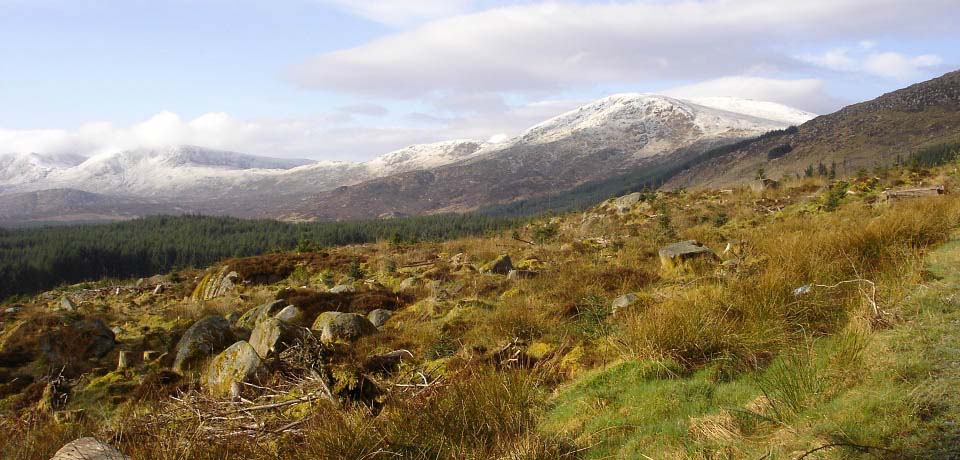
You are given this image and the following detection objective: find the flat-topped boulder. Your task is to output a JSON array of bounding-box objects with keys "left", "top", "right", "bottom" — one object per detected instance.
[{"left": 658, "top": 240, "right": 720, "bottom": 273}]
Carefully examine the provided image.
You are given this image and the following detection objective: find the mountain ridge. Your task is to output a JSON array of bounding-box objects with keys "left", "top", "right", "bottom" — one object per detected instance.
[{"left": 0, "top": 94, "right": 816, "bottom": 222}]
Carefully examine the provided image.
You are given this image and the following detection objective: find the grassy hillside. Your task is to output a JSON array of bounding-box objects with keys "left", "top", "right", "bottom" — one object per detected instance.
[
  {"left": 666, "top": 70, "right": 960, "bottom": 189},
  {"left": 3, "top": 163, "right": 960, "bottom": 459}
]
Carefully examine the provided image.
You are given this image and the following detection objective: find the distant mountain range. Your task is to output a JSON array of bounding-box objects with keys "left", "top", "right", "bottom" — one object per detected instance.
[{"left": 7, "top": 69, "right": 958, "bottom": 225}]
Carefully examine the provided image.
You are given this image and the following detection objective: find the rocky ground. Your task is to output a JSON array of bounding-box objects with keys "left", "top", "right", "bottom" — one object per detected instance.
[{"left": 2, "top": 165, "right": 960, "bottom": 459}]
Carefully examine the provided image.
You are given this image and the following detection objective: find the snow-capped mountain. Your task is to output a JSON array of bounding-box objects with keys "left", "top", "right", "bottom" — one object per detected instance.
[
  {"left": 509, "top": 94, "right": 811, "bottom": 151},
  {"left": 0, "top": 93, "right": 816, "bottom": 222},
  {"left": 279, "top": 95, "right": 816, "bottom": 220},
  {"left": 0, "top": 142, "right": 491, "bottom": 200}
]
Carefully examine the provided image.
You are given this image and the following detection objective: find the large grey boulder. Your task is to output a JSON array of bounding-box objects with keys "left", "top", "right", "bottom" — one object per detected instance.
[
  {"left": 205, "top": 341, "right": 267, "bottom": 397},
  {"left": 172, "top": 315, "right": 235, "bottom": 374},
  {"left": 658, "top": 240, "right": 720, "bottom": 273},
  {"left": 311, "top": 312, "right": 377, "bottom": 343},
  {"left": 274, "top": 305, "right": 304, "bottom": 324},
  {"left": 367, "top": 309, "right": 394, "bottom": 328},
  {"left": 249, "top": 318, "right": 299, "bottom": 359},
  {"left": 50, "top": 437, "right": 128, "bottom": 460},
  {"left": 236, "top": 299, "right": 287, "bottom": 330}
]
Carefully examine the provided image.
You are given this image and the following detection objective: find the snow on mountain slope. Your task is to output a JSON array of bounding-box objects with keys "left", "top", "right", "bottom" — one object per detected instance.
[
  {"left": 366, "top": 140, "right": 485, "bottom": 175},
  {"left": 684, "top": 97, "right": 816, "bottom": 126},
  {"left": 0, "top": 152, "right": 86, "bottom": 189},
  {"left": 0, "top": 141, "right": 491, "bottom": 200},
  {"left": 492, "top": 94, "right": 811, "bottom": 162},
  {"left": 23, "top": 146, "right": 315, "bottom": 199}
]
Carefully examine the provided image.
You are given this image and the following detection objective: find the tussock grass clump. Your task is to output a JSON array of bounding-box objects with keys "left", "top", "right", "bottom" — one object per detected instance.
[{"left": 618, "top": 197, "right": 960, "bottom": 367}]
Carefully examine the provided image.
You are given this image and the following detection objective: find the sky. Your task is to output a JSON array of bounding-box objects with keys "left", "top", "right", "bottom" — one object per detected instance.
[{"left": 0, "top": 0, "right": 958, "bottom": 161}]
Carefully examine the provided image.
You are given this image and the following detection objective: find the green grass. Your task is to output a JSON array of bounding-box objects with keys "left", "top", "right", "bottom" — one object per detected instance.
[{"left": 541, "top": 231, "right": 960, "bottom": 459}]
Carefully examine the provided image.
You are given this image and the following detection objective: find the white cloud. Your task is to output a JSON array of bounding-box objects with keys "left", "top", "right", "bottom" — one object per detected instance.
[
  {"left": 292, "top": 0, "right": 958, "bottom": 97},
  {"left": 0, "top": 96, "right": 591, "bottom": 161},
  {"left": 666, "top": 76, "right": 845, "bottom": 113},
  {"left": 862, "top": 52, "right": 943, "bottom": 80},
  {"left": 318, "top": 0, "right": 478, "bottom": 26},
  {"left": 338, "top": 103, "right": 389, "bottom": 116},
  {"left": 800, "top": 44, "right": 944, "bottom": 80},
  {"left": 0, "top": 111, "right": 373, "bottom": 160}
]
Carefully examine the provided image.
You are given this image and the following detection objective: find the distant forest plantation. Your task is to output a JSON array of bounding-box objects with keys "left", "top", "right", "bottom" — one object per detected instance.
[{"left": 0, "top": 214, "right": 523, "bottom": 300}]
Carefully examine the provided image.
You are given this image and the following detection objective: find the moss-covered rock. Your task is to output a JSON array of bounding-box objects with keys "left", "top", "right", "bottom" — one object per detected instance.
[
  {"left": 204, "top": 341, "right": 267, "bottom": 397},
  {"left": 172, "top": 315, "right": 234, "bottom": 374},
  {"left": 481, "top": 254, "right": 514, "bottom": 275},
  {"left": 249, "top": 317, "right": 300, "bottom": 359},
  {"left": 311, "top": 312, "right": 377, "bottom": 343},
  {"left": 236, "top": 299, "right": 287, "bottom": 330}
]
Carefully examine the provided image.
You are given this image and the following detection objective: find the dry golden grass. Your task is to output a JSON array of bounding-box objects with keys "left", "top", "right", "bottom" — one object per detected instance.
[{"left": 3, "top": 165, "right": 960, "bottom": 459}]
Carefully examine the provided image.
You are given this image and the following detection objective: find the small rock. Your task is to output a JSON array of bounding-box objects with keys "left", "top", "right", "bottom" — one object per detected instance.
[
  {"left": 507, "top": 269, "right": 538, "bottom": 281},
  {"left": 50, "top": 437, "right": 128, "bottom": 460},
  {"left": 4, "top": 306, "right": 22, "bottom": 314},
  {"left": 329, "top": 284, "right": 357, "bottom": 294},
  {"left": 367, "top": 309, "right": 394, "bottom": 328},
  {"left": 399, "top": 277, "right": 419, "bottom": 291},
  {"left": 172, "top": 315, "right": 235, "bottom": 374},
  {"left": 611, "top": 293, "right": 639, "bottom": 315},
  {"left": 60, "top": 296, "right": 76, "bottom": 312}
]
